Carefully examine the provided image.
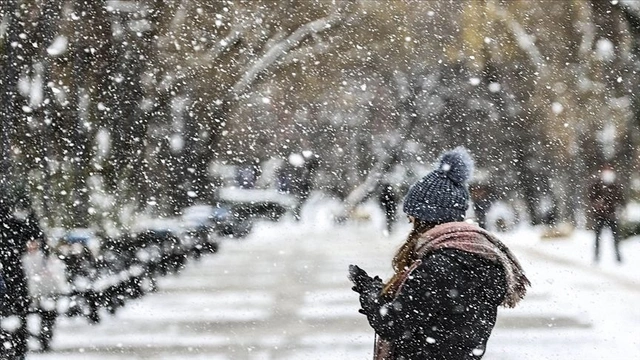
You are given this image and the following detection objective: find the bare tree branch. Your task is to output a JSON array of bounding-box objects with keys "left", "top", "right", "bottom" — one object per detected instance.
[
  {"left": 201, "top": 22, "right": 247, "bottom": 64},
  {"left": 231, "top": 0, "right": 356, "bottom": 97},
  {"left": 200, "top": 5, "right": 251, "bottom": 64},
  {"left": 576, "top": 4, "right": 596, "bottom": 59},
  {"left": 278, "top": 39, "right": 336, "bottom": 67},
  {"left": 340, "top": 141, "right": 396, "bottom": 216},
  {"left": 279, "top": 10, "right": 363, "bottom": 68},
  {"left": 339, "top": 71, "right": 420, "bottom": 218},
  {"left": 619, "top": 0, "right": 640, "bottom": 37},
  {"left": 493, "top": 4, "right": 547, "bottom": 75},
  {"left": 620, "top": 0, "right": 640, "bottom": 16},
  {"left": 169, "top": 0, "right": 190, "bottom": 31}
]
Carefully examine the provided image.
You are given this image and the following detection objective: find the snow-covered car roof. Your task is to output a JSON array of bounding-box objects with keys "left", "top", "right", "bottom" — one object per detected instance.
[
  {"left": 217, "top": 188, "right": 298, "bottom": 208},
  {"left": 132, "top": 217, "right": 184, "bottom": 234}
]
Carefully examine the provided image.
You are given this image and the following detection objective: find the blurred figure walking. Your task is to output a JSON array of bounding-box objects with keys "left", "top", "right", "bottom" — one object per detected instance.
[
  {"left": 587, "top": 164, "right": 624, "bottom": 263},
  {"left": 469, "top": 179, "right": 495, "bottom": 230},
  {"left": 277, "top": 151, "right": 319, "bottom": 221}
]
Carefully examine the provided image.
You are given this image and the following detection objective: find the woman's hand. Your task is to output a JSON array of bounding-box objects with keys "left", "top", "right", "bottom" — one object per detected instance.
[{"left": 348, "top": 264, "right": 384, "bottom": 314}]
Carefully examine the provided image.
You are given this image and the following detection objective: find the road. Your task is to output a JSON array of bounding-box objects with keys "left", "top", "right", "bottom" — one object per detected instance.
[{"left": 30, "top": 219, "right": 640, "bottom": 360}]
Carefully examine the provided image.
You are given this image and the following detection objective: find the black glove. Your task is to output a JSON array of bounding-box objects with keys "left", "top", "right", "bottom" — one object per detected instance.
[
  {"left": 348, "top": 265, "right": 383, "bottom": 315},
  {"left": 348, "top": 264, "right": 383, "bottom": 291},
  {"left": 348, "top": 264, "right": 368, "bottom": 290}
]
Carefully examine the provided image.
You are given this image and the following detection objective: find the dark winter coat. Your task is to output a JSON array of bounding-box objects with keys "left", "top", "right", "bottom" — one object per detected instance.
[
  {"left": 378, "top": 183, "right": 397, "bottom": 213},
  {"left": 362, "top": 248, "right": 507, "bottom": 360},
  {"left": 355, "top": 222, "right": 529, "bottom": 360},
  {"left": 588, "top": 178, "right": 623, "bottom": 220}
]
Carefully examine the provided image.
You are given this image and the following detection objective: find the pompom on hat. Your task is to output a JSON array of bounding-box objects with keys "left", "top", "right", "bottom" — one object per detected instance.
[{"left": 403, "top": 146, "right": 474, "bottom": 224}]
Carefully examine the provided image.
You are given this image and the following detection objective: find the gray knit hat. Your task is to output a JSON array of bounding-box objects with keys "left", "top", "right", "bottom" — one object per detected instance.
[{"left": 403, "top": 147, "right": 474, "bottom": 224}]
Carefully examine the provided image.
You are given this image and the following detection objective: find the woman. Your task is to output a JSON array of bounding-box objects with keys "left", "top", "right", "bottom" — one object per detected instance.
[{"left": 349, "top": 147, "right": 530, "bottom": 360}]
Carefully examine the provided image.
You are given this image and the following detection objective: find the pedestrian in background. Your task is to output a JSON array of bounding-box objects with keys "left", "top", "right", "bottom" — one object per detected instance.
[
  {"left": 277, "top": 151, "right": 319, "bottom": 221},
  {"left": 587, "top": 163, "right": 624, "bottom": 263},
  {"left": 349, "top": 147, "right": 530, "bottom": 360},
  {"left": 469, "top": 180, "right": 494, "bottom": 230},
  {"left": 377, "top": 182, "right": 397, "bottom": 236}
]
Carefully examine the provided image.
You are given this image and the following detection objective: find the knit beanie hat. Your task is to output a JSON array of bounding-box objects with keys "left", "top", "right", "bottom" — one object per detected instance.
[{"left": 403, "top": 147, "right": 474, "bottom": 224}]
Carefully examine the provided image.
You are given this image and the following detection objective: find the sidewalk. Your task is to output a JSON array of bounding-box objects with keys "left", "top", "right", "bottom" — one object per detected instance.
[
  {"left": 488, "top": 225, "right": 640, "bottom": 360},
  {"left": 29, "top": 216, "right": 640, "bottom": 359}
]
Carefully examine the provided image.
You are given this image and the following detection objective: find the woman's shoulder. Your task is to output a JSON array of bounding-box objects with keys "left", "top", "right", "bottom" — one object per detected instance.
[
  {"left": 421, "top": 247, "right": 483, "bottom": 262},
  {"left": 419, "top": 248, "right": 503, "bottom": 276}
]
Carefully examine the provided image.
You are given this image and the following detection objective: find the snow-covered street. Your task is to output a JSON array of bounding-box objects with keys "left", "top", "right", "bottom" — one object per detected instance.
[{"left": 28, "top": 206, "right": 640, "bottom": 360}]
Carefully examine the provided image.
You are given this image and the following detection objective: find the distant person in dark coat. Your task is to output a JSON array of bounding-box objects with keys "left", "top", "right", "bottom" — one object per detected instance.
[
  {"left": 278, "top": 152, "right": 319, "bottom": 221},
  {"left": 348, "top": 147, "right": 530, "bottom": 360},
  {"left": 377, "top": 182, "right": 397, "bottom": 235},
  {"left": 0, "top": 201, "right": 30, "bottom": 359},
  {"left": 587, "top": 164, "right": 624, "bottom": 263},
  {"left": 469, "top": 181, "right": 494, "bottom": 229}
]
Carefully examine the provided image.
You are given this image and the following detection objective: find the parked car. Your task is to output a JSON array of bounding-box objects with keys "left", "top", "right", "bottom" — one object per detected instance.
[
  {"left": 182, "top": 204, "right": 252, "bottom": 239},
  {"left": 211, "top": 205, "right": 252, "bottom": 238},
  {"left": 216, "top": 187, "right": 297, "bottom": 221}
]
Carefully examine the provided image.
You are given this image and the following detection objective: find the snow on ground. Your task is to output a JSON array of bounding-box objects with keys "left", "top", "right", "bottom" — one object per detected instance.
[
  {"left": 490, "top": 224, "right": 640, "bottom": 359},
  {"left": 29, "top": 198, "right": 640, "bottom": 359}
]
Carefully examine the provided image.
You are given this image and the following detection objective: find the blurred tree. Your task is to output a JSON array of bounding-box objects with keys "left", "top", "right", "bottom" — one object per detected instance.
[{"left": 3, "top": 0, "right": 640, "bottom": 228}]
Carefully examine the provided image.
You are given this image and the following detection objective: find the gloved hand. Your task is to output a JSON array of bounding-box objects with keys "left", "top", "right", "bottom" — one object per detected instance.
[{"left": 348, "top": 265, "right": 383, "bottom": 315}]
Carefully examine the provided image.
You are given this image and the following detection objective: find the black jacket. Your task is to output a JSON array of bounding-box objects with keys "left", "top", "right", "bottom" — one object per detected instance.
[
  {"left": 362, "top": 248, "right": 507, "bottom": 360},
  {"left": 588, "top": 178, "right": 623, "bottom": 220}
]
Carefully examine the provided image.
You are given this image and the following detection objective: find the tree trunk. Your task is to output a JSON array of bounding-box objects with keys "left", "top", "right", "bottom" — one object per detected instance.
[{"left": 1, "top": 0, "right": 20, "bottom": 197}]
